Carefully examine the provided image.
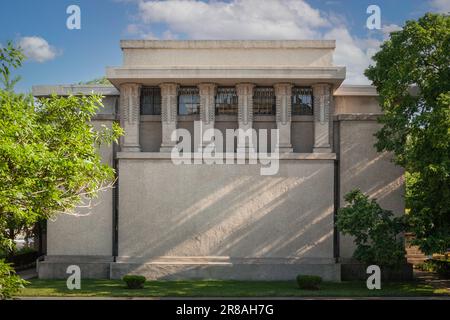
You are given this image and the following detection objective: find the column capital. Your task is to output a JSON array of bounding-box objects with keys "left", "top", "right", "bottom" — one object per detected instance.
[
  {"left": 236, "top": 83, "right": 255, "bottom": 96},
  {"left": 274, "top": 83, "right": 293, "bottom": 95},
  {"left": 198, "top": 82, "right": 217, "bottom": 94},
  {"left": 120, "top": 82, "right": 142, "bottom": 90},
  {"left": 159, "top": 82, "right": 179, "bottom": 96},
  {"left": 312, "top": 83, "right": 332, "bottom": 93}
]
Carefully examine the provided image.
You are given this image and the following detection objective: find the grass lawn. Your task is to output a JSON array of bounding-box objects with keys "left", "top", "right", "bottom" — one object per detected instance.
[{"left": 16, "top": 279, "right": 450, "bottom": 297}]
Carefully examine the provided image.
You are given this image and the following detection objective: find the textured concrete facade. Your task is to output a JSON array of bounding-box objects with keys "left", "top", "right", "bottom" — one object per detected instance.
[
  {"left": 32, "top": 41, "right": 405, "bottom": 281},
  {"left": 113, "top": 155, "right": 337, "bottom": 280}
]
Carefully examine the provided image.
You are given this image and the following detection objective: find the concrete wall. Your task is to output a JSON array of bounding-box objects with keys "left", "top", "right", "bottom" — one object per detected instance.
[
  {"left": 337, "top": 116, "right": 405, "bottom": 259},
  {"left": 334, "top": 96, "right": 381, "bottom": 114},
  {"left": 139, "top": 116, "right": 314, "bottom": 153},
  {"left": 114, "top": 155, "right": 338, "bottom": 280},
  {"left": 121, "top": 40, "right": 335, "bottom": 68},
  {"left": 333, "top": 94, "right": 404, "bottom": 260},
  {"left": 35, "top": 85, "right": 405, "bottom": 280}
]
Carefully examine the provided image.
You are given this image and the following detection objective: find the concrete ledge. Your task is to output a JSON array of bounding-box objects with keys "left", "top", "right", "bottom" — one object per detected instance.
[
  {"left": 334, "top": 85, "right": 378, "bottom": 96},
  {"left": 120, "top": 40, "right": 337, "bottom": 49},
  {"left": 106, "top": 66, "right": 346, "bottom": 86},
  {"left": 32, "top": 85, "right": 119, "bottom": 97},
  {"left": 116, "top": 152, "right": 337, "bottom": 160},
  {"left": 334, "top": 113, "right": 383, "bottom": 121},
  {"left": 110, "top": 261, "right": 341, "bottom": 281},
  {"left": 116, "top": 256, "right": 336, "bottom": 264},
  {"left": 140, "top": 115, "right": 314, "bottom": 122},
  {"left": 37, "top": 256, "right": 114, "bottom": 279},
  {"left": 43, "top": 255, "right": 114, "bottom": 263},
  {"left": 341, "top": 263, "right": 413, "bottom": 281}
]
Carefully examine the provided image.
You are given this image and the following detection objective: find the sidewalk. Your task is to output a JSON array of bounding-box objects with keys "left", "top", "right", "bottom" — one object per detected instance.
[{"left": 414, "top": 270, "right": 450, "bottom": 293}]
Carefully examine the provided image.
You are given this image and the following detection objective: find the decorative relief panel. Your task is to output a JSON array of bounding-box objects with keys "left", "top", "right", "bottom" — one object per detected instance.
[
  {"left": 160, "top": 83, "right": 178, "bottom": 124},
  {"left": 120, "top": 83, "right": 141, "bottom": 125},
  {"left": 198, "top": 83, "right": 217, "bottom": 125},
  {"left": 236, "top": 83, "right": 255, "bottom": 126},
  {"left": 312, "top": 84, "right": 331, "bottom": 125},
  {"left": 274, "top": 83, "right": 293, "bottom": 125}
]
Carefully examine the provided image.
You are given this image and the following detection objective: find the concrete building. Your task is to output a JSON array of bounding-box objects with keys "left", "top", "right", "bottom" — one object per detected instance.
[{"left": 33, "top": 40, "right": 404, "bottom": 281}]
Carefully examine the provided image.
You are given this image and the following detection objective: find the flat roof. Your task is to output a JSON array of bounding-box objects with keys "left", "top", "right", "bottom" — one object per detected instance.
[
  {"left": 32, "top": 85, "right": 119, "bottom": 97},
  {"left": 120, "top": 40, "right": 336, "bottom": 49},
  {"left": 333, "top": 85, "right": 378, "bottom": 96}
]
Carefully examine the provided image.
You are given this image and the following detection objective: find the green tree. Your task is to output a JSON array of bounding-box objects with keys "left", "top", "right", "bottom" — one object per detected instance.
[
  {"left": 336, "top": 190, "right": 406, "bottom": 267},
  {"left": 365, "top": 13, "right": 450, "bottom": 255},
  {"left": 0, "top": 43, "right": 123, "bottom": 298},
  {"left": 0, "top": 41, "right": 24, "bottom": 92}
]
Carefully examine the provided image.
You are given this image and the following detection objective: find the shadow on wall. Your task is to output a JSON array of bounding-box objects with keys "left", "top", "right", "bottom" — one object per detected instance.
[
  {"left": 339, "top": 121, "right": 405, "bottom": 259},
  {"left": 118, "top": 162, "right": 335, "bottom": 262}
]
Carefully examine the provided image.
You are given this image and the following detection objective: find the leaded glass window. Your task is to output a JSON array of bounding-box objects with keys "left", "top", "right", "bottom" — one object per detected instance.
[
  {"left": 292, "top": 87, "right": 313, "bottom": 115},
  {"left": 140, "top": 87, "right": 161, "bottom": 115},
  {"left": 178, "top": 87, "right": 200, "bottom": 115},
  {"left": 215, "top": 87, "right": 238, "bottom": 115},
  {"left": 253, "top": 87, "right": 276, "bottom": 115}
]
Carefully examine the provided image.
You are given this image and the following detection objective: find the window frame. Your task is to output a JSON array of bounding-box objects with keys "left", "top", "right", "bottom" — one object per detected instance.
[
  {"left": 215, "top": 87, "right": 238, "bottom": 115},
  {"left": 178, "top": 87, "right": 200, "bottom": 115},
  {"left": 140, "top": 86, "right": 162, "bottom": 115},
  {"left": 253, "top": 87, "right": 276, "bottom": 115},
  {"left": 291, "top": 87, "right": 314, "bottom": 116}
]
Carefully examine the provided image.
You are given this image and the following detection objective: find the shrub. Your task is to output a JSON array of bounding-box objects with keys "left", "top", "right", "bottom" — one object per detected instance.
[
  {"left": 336, "top": 189, "right": 407, "bottom": 267},
  {"left": 431, "top": 259, "right": 450, "bottom": 278},
  {"left": 418, "top": 259, "right": 450, "bottom": 278},
  {"left": 0, "top": 259, "right": 28, "bottom": 299},
  {"left": 122, "top": 275, "right": 146, "bottom": 289},
  {"left": 5, "top": 248, "right": 39, "bottom": 271},
  {"left": 296, "top": 275, "right": 322, "bottom": 290}
]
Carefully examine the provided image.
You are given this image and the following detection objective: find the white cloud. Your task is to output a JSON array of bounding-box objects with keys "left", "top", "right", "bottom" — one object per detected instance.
[
  {"left": 429, "top": 0, "right": 450, "bottom": 13},
  {"left": 130, "top": 0, "right": 387, "bottom": 84},
  {"left": 137, "top": 0, "right": 329, "bottom": 39},
  {"left": 324, "top": 27, "right": 380, "bottom": 84},
  {"left": 382, "top": 24, "right": 402, "bottom": 37},
  {"left": 17, "top": 36, "right": 59, "bottom": 63}
]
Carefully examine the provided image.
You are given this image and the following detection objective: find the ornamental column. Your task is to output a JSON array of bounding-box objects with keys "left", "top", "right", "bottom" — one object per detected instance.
[
  {"left": 236, "top": 83, "right": 255, "bottom": 152},
  {"left": 198, "top": 83, "right": 217, "bottom": 151},
  {"left": 274, "top": 83, "right": 293, "bottom": 153},
  {"left": 312, "top": 83, "right": 332, "bottom": 153},
  {"left": 159, "top": 83, "right": 178, "bottom": 152},
  {"left": 120, "top": 83, "right": 141, "bottom": 152}
]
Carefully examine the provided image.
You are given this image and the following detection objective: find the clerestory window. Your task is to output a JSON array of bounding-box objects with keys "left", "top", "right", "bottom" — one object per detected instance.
[
  {"left": 178, "top": 87, "right": 200, "bottom": 115},
  {"left": 215, "top": 87, "right": 238, "bottom": 115},
  {"left": 140, "top": 87, "right": 161, "bottom": 115},
  {"left": 292, "top": 87, "right": 313, "bottom": 115},
  {"left": 253, "top": 87, "right": 276, "bottom": 115}
]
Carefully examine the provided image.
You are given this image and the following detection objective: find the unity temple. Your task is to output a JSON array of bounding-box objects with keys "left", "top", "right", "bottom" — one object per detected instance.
[{"left": 33, "top": 40, "right": 404, "bottom": 281}]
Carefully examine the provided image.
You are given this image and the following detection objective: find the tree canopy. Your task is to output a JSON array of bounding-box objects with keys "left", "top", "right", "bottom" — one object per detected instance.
[
  {"left": 0, "top": 43, "right": 123, "bottom": 298},
  {"left": 365, "top": 13, "right": 450, "bottom": 254}
]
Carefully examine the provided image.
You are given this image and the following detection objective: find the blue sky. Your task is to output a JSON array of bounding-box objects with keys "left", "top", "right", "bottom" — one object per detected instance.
[{"left": 1, "top": 0, "right": 448, "bottom": 92}]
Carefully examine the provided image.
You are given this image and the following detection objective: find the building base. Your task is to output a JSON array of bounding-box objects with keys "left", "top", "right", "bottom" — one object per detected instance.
[
  {"left": 37, "top": 256, "right": 113, "bottom": 279},
  {"left": 37, "top": 256, "right": 341, "bottom": 281}
]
